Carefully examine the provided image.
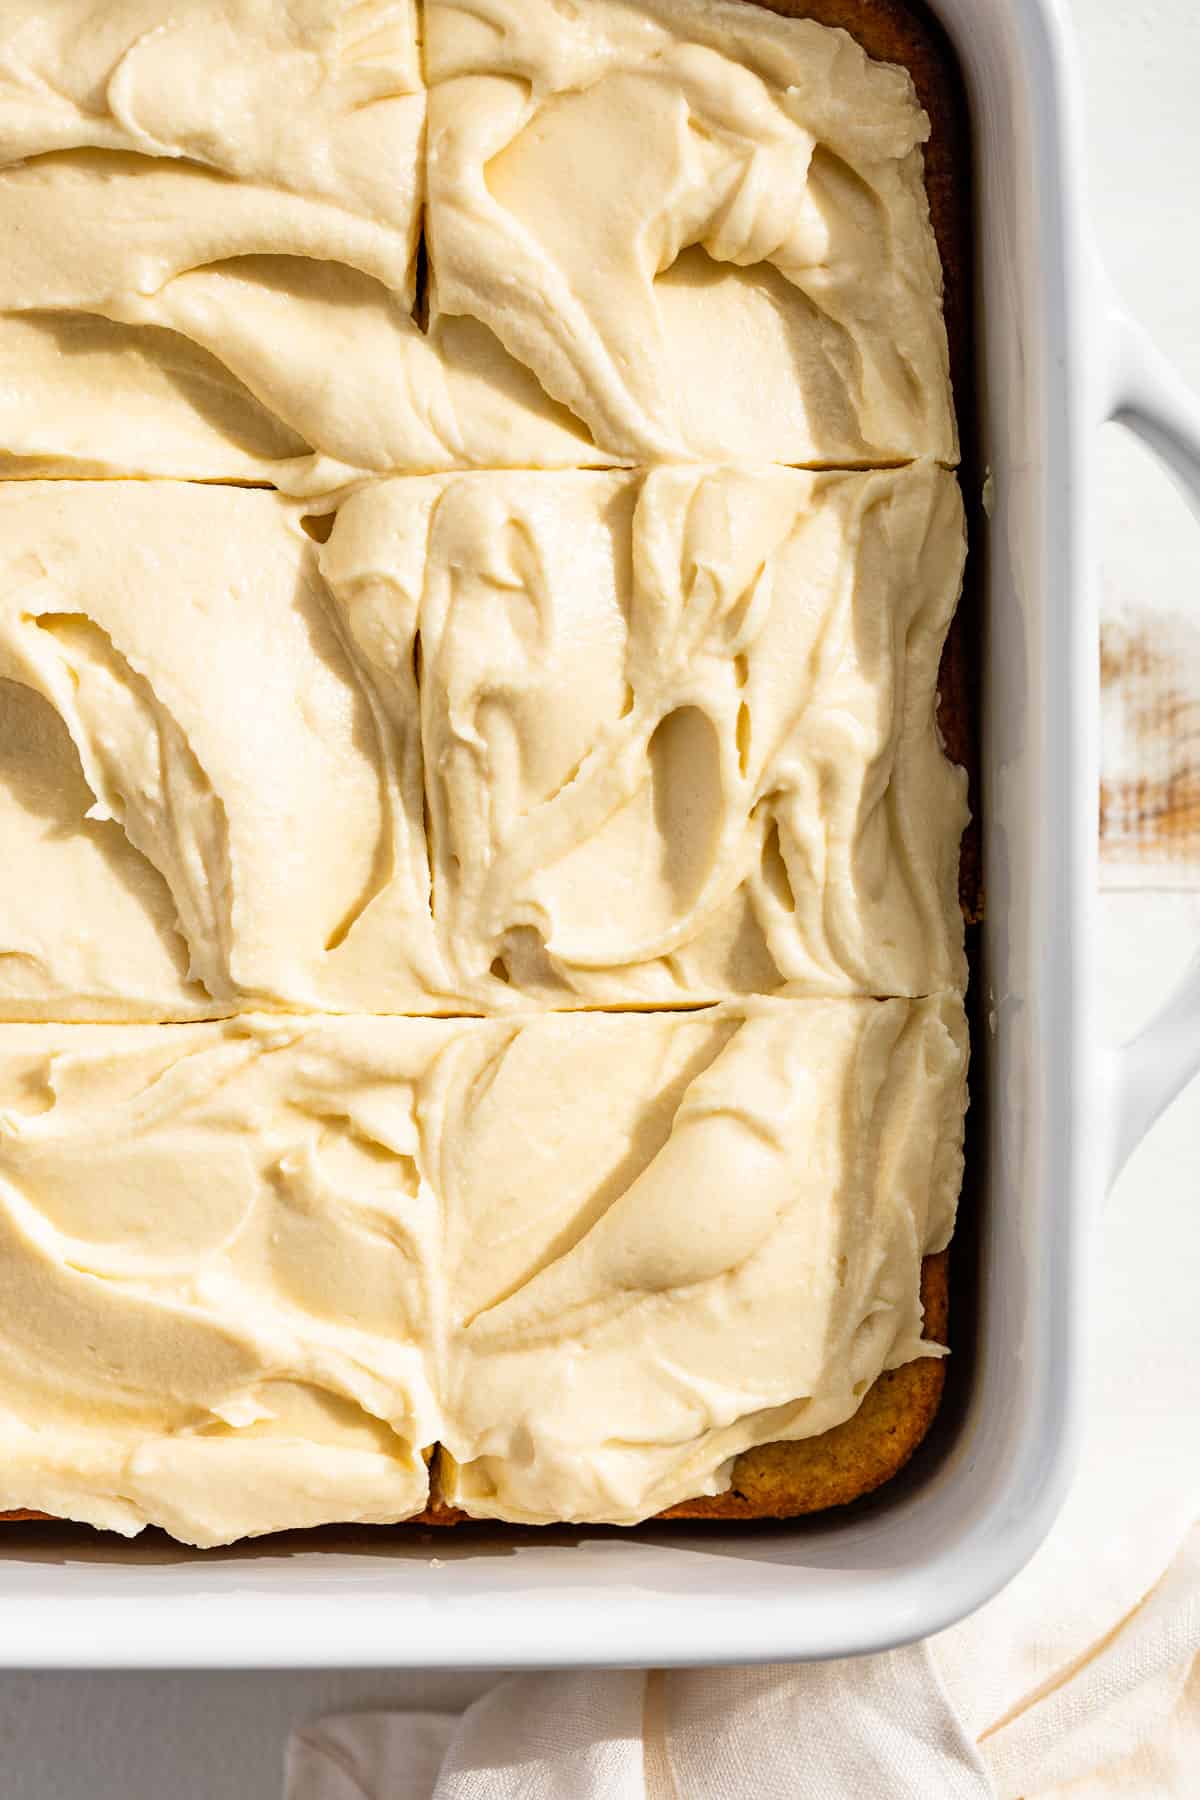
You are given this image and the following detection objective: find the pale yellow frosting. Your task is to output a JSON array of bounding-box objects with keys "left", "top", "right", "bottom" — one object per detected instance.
[
  {"left": 0, "top": 481, "right": 445, "bottom": 1018},
  {"left": 0, "top": 998, "right": 966, "bottom": 1543},
  {"left": 439, "top": 996, "right": 967, "bottom": 1524},
  {"left": 325, "top": 461, "right": 968, "bottom": 1004},
  {"left": 425, "top": 0, "right": 957, "bottom": 465},
  {"left": 0, "top": 1017, "right": 446, "bottom": 1544},
  {"left": 0, "top": 0, "right": 424, "bottom": 492}
]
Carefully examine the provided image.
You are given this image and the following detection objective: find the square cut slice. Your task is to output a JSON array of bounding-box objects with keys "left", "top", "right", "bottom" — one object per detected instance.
[
  {"left": 0, "top": 0, "right": 424, "bottom": 492},
  {"left": 0, "top": 1015, "right": 466, "bottom": 1545},
  {"left": 424, "top": 0, "right": 957, "bottom": 466},
  {"left": 0, "top": 481, "right": 452, "bottom": 1019},
  {"left": 436, "top": 994, "right": 968, "bottom": 1525},
  {"left": 0, "top": 1, "right": 614, "bottom": 490},
  {"left": 324, "top": 461, "right": 968, "bottom": 1006}
]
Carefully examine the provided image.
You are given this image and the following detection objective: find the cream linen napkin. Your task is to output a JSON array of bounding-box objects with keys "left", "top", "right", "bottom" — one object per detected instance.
[
  {"left": 286, "top": 1652, "right": 990, "bottom": 1799},
  {"left": 285, "top": 1512, "right": 1200, "bottom": 1800}
]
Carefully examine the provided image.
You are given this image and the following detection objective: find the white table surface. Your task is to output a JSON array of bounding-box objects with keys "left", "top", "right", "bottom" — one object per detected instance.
[{"left": 4, "top": 2, "right": 1200, "bottom": 1794}]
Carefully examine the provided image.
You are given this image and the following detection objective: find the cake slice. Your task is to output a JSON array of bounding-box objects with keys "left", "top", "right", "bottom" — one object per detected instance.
[
  {"left": 433, "top": 996, "right": 967, "bottom": 1524},
  {"left": 424, "top": 0, "right": 956, "bottom": 466},
  {"left": 0, "top": 1016, "right": 455, "bottom": 1544},
  {"left": 0, "top": 0, "right": 960, "bottom": 483},
  {"left": 0, "top": 481, "right": 448, "bottom": 1018},
  {"left": 323, "top": 461, "right": 968, "bottom": 1006},
  {"left": 0, "top": 0, "right": 424, "bottom": 492}
]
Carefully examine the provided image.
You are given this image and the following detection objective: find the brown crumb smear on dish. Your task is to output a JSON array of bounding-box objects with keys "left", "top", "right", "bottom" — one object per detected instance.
[
  {"left": 0, "top": 1, "right": 973, "bottom": 1539},
  {"left": 1100, "top": 613, "right": 1200, "bottom": 865}
]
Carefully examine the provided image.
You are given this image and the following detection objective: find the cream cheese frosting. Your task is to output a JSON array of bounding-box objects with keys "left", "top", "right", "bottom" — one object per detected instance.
[
  {"left": 324, "top": 460, "right": 968, "bottom": 1004},
  {"left": 0, "top": 481, "right": 446, "bottom": 1018},
  {"left": 438, "top": 995, "right": 967, "bottom": 1524},
  {"left": 0, "top": 0, "right": 423, "bottom": 491},
  {"left": 424, "top": 0, "right": 957, "bottom": 465},
  {"left": 0, "top": 998, "right": 966, "bottom": 1543}
]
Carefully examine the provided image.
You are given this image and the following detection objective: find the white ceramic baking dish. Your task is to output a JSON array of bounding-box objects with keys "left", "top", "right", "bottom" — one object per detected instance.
[{"left": 5, "top": 0, "right": 1200, "bottom": 1669}]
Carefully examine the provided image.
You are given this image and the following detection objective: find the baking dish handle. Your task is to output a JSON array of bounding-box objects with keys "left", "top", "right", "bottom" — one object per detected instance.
[{"left": 1099, "top": 294, "right": 1200, "bottom": 1188}]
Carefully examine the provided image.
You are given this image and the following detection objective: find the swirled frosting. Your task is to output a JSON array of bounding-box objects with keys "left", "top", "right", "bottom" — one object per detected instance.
[
  {"left": 326, "top": 460, "right": 968, "bottom": 1004},
  {"left": 0, "top": 1016, "right": 445, "bottom": 1544},
  {"left": 425, "top": 0, "right": 956, "bottom": 465},
  {"left": 438, "top": 995, "right": 967, "bottom": 1524},
  {"left": 0, "top": 997, "right": 966, "bottom": 1542},
  {"left": 0, "top": 481, "right": 444, "bottom": 1018}
]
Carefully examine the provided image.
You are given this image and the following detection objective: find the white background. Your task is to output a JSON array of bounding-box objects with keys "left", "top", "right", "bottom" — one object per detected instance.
[{"left": 4, "top": 1, "right": 1200, "bottom": 1793}]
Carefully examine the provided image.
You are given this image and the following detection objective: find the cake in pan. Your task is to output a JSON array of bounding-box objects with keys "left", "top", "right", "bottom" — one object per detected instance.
[{"left": 0, "top": 0, "right": 973, "bottom": 1545}]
